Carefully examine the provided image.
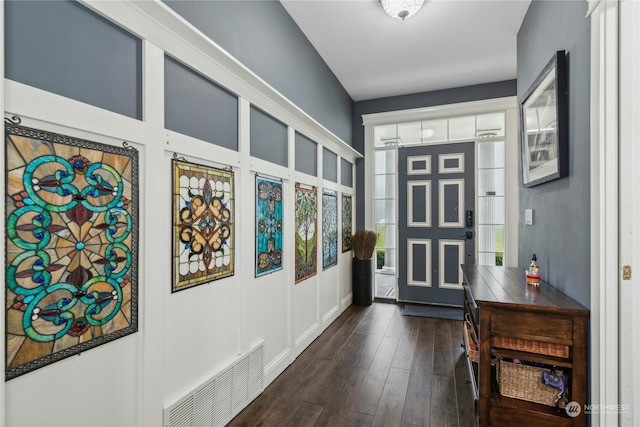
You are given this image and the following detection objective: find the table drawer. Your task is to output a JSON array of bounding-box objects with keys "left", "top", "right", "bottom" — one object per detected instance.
[{"left": 491, "top": 308, "right": 573, "bottom": 342}]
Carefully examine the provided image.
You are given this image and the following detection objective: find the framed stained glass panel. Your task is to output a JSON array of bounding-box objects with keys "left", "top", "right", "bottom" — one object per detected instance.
[
  {"left": 172, "top": 159, "right": 234, "bottom": 292},
  {"left": 5, "top": 122, "right": 138, "bottom": 380},
  {"left": 342, "top": 193, "right": 353, "bottom": 253},
  {"left": 255, "top": 175, "right": 283, "bottom": 277},
  {"left": 322, "top": 190, "right": 338, "bottom": 269},
  {"left": 294, "top": 185, "right": 317, "bottom": 283}
]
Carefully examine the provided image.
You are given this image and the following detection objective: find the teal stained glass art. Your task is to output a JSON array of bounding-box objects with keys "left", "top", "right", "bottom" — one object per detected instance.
[
  {"left": 256, "top": 176, "right": 283, "bottom": 277},
  {"left": 5, "top": 122, "right": 138, "bottom": 380}
]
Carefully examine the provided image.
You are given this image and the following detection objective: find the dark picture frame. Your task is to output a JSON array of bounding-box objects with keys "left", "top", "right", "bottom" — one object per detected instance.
[{"left": 520, "top": 50, "right": 568, "bottom": 187}]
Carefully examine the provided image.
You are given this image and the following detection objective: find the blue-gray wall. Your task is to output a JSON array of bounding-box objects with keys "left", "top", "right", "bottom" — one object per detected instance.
[
  {"left": 5, "top": 0, "right": 142, "bottom": 119},
  {"left": 352, "top": 80, "right": 517, "bottom": 230},
  {"left": 163, "top": 0, "right": 353, "bottom": 145},
  {"left": 517, "top": 0, "right": 590, "bottom": 308},
  {"left": 251, "top": 106, "right": 288, "bottom": 167},
  {"left": 165, "top": 55, "right": 238, "bottom": 150}
]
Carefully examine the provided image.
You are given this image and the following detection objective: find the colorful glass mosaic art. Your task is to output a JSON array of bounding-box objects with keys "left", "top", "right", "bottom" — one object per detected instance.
[
  {"left": 342, "top": 193, "right": 353, "bottom": 253},
  {"left": 172, "top": 159, "right": 234, "bottom": 292},
  {"left": 256, "top": 176, "right": 283, "bottom": 277},
  {"left": 294, "top": 186, "right": 317, "bottom": 283},
  {"left": 5, "top": 123, "right": 138, "bottom": 380},
  {"left": 322, "top": 191, "right": 338, "bottom": 269}
]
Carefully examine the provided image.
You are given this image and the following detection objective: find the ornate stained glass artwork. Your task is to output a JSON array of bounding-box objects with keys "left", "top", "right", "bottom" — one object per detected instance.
[
  {"left": 256, "top": 175, "right": 283, "bottom": 277},
  {"left": 172, "top": 159, "right": 234, "bottom": 292},
  {"left": 342, "top": 193, "right": 353, "bottom": 253},
  {"left": 5, "top": 122, "right": 138, "bottom": 380},
  {"left": 295, "top": 185, "right": 317, "bottom": 283},
  {"left": 322, "top": 190, "right": 338, "bottom": 270}
]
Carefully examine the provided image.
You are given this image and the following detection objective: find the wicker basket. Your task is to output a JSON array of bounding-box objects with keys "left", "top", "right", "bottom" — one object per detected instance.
[
  {"left": 463, "top": 321, "right": 478, "bottom": 363},
  {"left": 496, "top": 359, "right": 565, "bottom": 407},
  {"left": 491, "top": 336, "right": 570, "bottom": 358}
]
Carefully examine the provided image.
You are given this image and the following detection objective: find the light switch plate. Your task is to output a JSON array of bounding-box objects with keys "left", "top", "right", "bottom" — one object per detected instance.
[{"left": 525, "top": 209, "right": 533, "bottom": 225}]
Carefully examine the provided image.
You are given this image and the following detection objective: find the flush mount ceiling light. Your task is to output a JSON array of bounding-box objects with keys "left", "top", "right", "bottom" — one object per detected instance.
[{"left": 379, "top": 0, "right": 426, "bottom": 20}]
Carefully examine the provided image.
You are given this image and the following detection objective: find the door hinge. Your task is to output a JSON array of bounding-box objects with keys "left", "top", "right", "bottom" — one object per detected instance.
[{"left": 623, "top": 265, "right": 632, "bottom": 280}]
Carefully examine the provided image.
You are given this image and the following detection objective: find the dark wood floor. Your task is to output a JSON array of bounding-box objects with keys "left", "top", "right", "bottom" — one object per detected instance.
[{"left": 228, "top": 302, "right": 476, "bottom": 427}]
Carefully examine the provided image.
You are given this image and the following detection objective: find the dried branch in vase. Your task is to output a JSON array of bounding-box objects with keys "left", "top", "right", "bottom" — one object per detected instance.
[{"left": 351, "top": 230, "right": 377, "bottom": 260}]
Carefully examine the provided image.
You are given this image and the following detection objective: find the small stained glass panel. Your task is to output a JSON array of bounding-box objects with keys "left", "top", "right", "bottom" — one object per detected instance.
[
  {"left": 295, "top": 186, "right": 317, "bottom": 283},
  {"left": 172, "top": 159, "right": 234, "bottom": 292},
  {"left": 342, "top": 194, "right": 353, "bottom": 253},
  {"left": 255, "top": 176, "right": 283, "bottom": 277},
  {"left": 322, "top": 191, "right": 338, "bottom": 269}
]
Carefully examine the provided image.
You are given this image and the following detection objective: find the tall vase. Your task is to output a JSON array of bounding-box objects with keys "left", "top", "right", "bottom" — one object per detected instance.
[{"left": 352, "top": 258, "right": 373, "bottom": 306}]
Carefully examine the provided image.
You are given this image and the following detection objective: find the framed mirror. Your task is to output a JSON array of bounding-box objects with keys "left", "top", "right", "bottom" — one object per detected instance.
[{"left": 520, "top": 50, "right": 568, "bottom": 187}]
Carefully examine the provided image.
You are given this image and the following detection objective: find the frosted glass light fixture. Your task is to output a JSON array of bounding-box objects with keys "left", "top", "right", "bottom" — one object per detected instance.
[{"left": 379, "top": 0, "right": 426, "bottom": 20}]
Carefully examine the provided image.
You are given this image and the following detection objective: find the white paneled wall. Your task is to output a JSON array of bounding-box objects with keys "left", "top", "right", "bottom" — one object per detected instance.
[{"left": 1, "top": 2, "right": 360, "bottom": 426}]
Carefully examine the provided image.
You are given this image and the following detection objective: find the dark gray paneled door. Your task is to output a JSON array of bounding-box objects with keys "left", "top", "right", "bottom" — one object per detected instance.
[{"left": 397, "top": 142, "right": 475, "bottom": 306}]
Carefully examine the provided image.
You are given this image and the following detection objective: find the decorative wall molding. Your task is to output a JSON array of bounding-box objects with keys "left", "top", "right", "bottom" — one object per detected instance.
[{"left": 80, "top": 0, "right": 361, "bottom": 164}]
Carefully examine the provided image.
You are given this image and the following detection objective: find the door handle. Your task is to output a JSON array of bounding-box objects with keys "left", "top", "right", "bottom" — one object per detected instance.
[{"left": 460, "top": 231, "right": 474, "bottom": 239}]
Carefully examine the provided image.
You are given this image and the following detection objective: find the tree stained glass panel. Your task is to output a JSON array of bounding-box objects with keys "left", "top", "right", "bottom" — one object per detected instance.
[
  {"left": 256, "top": 176, "right": 283, "bottom": 277},
  {"left": 295, "top": 185, "right": 317, "bottom": 283},
  {"left": 5, "top": 123, "right": 138, "bottom": 380},
  {"left": 172, "top": 159, "right": 234, "bottom": 292},
  {"left": 322, "top": 191, "right": 338, "bottom": 269},
  {"left": 342, "top": 193, "right": 353, "bottom": 252}
]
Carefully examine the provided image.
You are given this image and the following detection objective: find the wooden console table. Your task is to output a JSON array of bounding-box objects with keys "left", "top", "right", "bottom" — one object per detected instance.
[{"left": 461, "top": 265, "right": 589, "bottom": 427}]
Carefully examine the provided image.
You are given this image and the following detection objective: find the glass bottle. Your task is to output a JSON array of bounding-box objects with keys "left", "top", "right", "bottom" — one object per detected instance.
[{"left": 527, "top": 254, "right": 540, "bottom": 286}]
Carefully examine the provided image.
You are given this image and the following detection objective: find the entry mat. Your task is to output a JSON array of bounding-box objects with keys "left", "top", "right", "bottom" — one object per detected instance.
[{"left": 402, "top": 304, "right": 463, "bottom": 321}]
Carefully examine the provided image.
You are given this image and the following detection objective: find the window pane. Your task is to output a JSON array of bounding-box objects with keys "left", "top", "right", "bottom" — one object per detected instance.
[
  {"left": 398, "top": 121, "right": 421, "bottom": 145},
  {"left": 478, "top": 252, "right": 497, "bottom": 266},
  {"left": 374, "top": 124, "right": 398, "bottom": 147},
  {"left": 375, "top": 174, "right": 396, "bottom": 199},
  {"left": 478, "top": 169, "right": 505, "bottom": 196},
  {"left": 477, "top": 225, "right": 504, "bottom": 253},
  {"left": 420, "top": 119, "right": 448, "bottom": 143},
  {"left": 478, "top": 196, "right": 505, "bottom": 225},
  {"left": 375, "top": 149, "right": 396, "bottom": 174},
  {"left": 375, "top": 249, "right": 397, "bottom": 270},
  {"left": 375, "top": 200, "right": 396, "bottom": 224},
  {"left": 376, "top": 224, "right": 396, "bottom": 249},
  {"left": 449, "top": 116, "right": 476, "bottom": 141},
  {"left": 477, "top": 112, "right": 505, "bottom": 138},
  {"left": 478, "top": 140, "right": 505, "bottom": 169}
]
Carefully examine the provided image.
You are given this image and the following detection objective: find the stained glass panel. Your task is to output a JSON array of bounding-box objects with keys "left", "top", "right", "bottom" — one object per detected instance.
[
  {"left": 322, "top": 191, "right": 338, "bottom": 269},
  {"left": 295, "top": 185, "right": 317, "bottom": 283},
  {"left": 342, "top": 193, "right": 353, "bottom": 252},
  {"left": 172, "top": 159, "right": 234, "bottom": 292},
  {"left": 5, "top": 123, "right": 138, "bottom": 380},
  {"left": 255, "top": 176, "right": 283, "bottom": 277}
]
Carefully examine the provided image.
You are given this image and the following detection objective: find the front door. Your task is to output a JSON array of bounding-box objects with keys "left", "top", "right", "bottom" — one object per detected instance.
[{"left": 397, "top": 142, "right": 475, "bottom": 306}]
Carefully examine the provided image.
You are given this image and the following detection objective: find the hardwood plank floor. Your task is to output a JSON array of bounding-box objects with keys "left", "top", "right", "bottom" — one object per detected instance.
[{"left": 228, "top": 303, "right": 476, "bottom": 427}]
